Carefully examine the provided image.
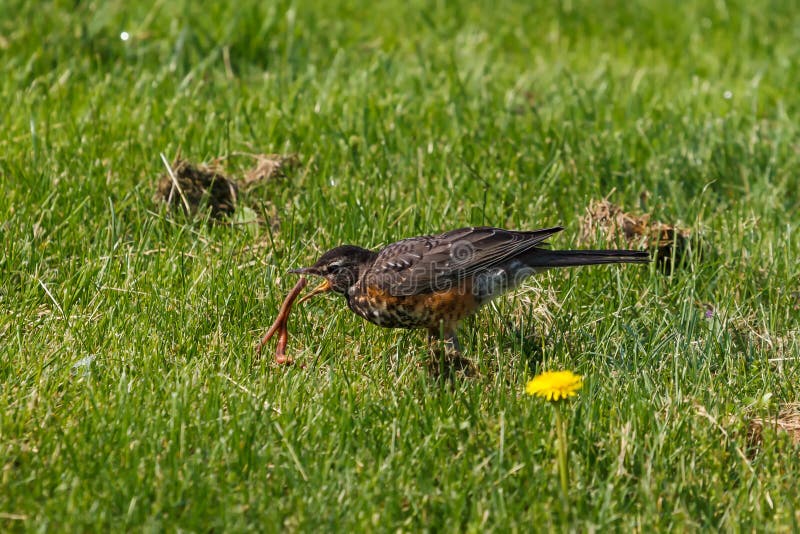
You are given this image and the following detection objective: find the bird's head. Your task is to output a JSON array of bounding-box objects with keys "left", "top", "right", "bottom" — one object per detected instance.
[{"left": 290, "top": 245, "right": 377, "bottom": 303}]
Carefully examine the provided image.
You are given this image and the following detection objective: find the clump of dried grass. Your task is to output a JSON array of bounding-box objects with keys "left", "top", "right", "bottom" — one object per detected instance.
[
  {"left": 241, "top": 153, "right": 300, "bottom": 187},
  {"left": 578, "top": 197, "right": 697, "bottom": 272},
  {"left": 747, "top": 403, "right": 800, "bottom": 449}
]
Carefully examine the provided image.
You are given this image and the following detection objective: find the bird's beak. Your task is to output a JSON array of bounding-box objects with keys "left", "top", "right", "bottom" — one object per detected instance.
[
  {"left": 296, "top": 278, "right": 332, "bottom": 304},
  {"left": 288, "top": 266, "right": 332, "bottom": 304}
]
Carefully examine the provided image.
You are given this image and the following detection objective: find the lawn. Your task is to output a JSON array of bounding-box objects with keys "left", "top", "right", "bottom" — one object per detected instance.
[{"left": 2, "top": 0, "right": 799, "bottom": 530}]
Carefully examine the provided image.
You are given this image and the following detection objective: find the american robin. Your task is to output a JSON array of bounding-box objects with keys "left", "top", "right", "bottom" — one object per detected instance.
[{"left": 290, "top": 226, "right": 648, "bottom": 367}]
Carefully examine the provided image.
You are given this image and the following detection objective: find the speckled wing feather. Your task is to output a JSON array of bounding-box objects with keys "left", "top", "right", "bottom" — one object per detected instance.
[{"left": 365, "top": 226, "right": 564, "bottom": 296}]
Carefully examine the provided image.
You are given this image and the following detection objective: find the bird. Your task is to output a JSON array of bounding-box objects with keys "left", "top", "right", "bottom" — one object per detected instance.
[{"left": 290, "top": 226, "right": 649, "bottom": 372}]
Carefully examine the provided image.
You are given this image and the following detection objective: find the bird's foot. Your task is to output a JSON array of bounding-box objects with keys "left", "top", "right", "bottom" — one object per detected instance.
[
  {"left": 428, "top": 354, "right": 478, "bottom": 378},
  {"left": 425, "top": 343, "right": 478, "bottom": 378}
]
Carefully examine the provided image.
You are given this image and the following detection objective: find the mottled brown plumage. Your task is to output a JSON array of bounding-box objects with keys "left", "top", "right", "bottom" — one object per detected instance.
[{"left": 291, "top": 226, "right": 649, "bottom": 366}]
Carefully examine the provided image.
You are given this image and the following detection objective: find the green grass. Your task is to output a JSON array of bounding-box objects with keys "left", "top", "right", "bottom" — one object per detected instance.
[{"left": 2, "top": 0, "right": 799, "bottom": 530}]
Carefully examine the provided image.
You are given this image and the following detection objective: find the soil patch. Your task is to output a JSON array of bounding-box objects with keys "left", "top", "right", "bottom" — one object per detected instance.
[{"left": 155, "top": 158, "right": 238, "bottom": 220}]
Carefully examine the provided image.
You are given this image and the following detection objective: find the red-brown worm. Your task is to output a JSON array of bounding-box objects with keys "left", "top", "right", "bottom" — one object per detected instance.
[{"left": 256, "top": 276, "right": 308, "bottom": 364}]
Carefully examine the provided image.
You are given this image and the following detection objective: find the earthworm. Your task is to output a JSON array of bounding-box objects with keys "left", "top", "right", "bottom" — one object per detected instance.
[{"left": 256, "top": 277, "right": 308, "bottom": 364}]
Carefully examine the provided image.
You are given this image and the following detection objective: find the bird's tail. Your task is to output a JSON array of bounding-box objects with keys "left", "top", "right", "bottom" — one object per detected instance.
[{"left": 523, "top": 248, "right": 650, "bottom": 269}]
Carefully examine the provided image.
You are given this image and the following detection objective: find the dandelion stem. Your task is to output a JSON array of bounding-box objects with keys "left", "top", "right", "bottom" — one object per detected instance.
[{"left": 554, "top": 402, "right": 569, "bottom": 498}]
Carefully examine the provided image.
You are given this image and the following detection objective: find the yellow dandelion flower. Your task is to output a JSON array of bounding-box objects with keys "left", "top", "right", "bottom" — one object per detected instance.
[{"left": 525, "top": 370, "right": 583, "bottom": 401}]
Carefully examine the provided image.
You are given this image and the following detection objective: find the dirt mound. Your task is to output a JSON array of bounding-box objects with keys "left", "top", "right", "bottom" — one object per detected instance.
[
  {"left": 154, "top": 153, "right": 300, "bottom": 223},
  {"left": 155, "top": 158, "right": 238, "bottom": 219}
]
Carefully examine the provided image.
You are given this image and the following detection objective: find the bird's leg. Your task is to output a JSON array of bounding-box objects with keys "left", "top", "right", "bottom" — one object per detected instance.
[
  {"left": 426, "top": 325, "right": 477, "bottom": 377},
  {"left": 426, "top": 331, "right": 459, "bottom": 356}
]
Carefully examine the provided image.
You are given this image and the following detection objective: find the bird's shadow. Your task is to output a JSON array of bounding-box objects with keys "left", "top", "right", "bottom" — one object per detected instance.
[{"left": 494, "top": 319, "right": 554, "bottom": 375}]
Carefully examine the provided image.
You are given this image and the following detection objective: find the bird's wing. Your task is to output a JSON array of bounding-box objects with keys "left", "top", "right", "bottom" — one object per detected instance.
[{"left": 366, "top": 226, "right": 563, "bottom": 296}]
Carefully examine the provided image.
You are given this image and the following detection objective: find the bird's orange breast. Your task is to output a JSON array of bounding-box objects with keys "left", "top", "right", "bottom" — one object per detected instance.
[{"left": 349, "top": 280, "right": 480, "bottom": 330}]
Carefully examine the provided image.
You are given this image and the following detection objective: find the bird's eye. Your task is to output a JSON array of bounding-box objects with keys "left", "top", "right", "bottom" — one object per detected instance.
[{"left": 327, "top": 262, "right": 344, "bottom": 274}]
